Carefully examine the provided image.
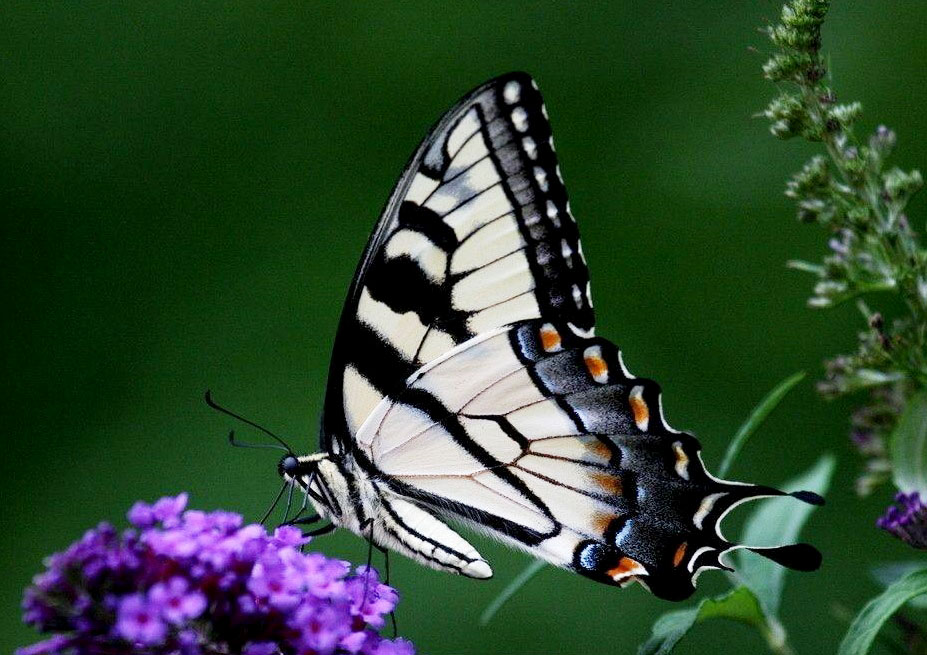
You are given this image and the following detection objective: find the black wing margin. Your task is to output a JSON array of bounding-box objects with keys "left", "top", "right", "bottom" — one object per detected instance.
[{"left": 322, "top": 73, "right": 594, "bottom": 452}]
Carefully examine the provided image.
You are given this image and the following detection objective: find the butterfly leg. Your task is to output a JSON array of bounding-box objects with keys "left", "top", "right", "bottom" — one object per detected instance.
[
  {"left": 281, "top": 513, "right": 322, "bottom": 526},
  {"left": 382, "top": 550, "right": 398, "bottom": 638},
  {"left": 303, "top": 523, "right": 337, "bottom": 538},
  {"left": 360, "top": 518, "right": 375, "bottom": 597},
  {"left": 359, "top": 518, "right": 398, "bottom": 636}
]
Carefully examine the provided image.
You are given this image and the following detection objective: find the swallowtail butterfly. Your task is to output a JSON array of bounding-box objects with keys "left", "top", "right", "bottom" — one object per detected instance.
[{"left": 264, "top": 73, "right": 822, "bottom": 601}]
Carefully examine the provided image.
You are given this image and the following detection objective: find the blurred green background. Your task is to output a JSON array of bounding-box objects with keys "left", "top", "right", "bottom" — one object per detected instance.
[{"left": 4, "top": 2, "right": 927, "bottom": 653}]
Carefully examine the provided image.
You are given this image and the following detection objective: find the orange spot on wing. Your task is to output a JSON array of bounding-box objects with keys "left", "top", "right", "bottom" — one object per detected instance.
[
  {"left": 629, "top": 394, "right": 649, "bottom": 428},
  {"left": 584, "top": 353, "right": 608, "bottom": 381},
  {"left": 588, "top": 439, "right": 612, "bottom": 461},
  {"left": 591, "top": 472, "right": 623, "bottom": 495},
  {"left": 540, "top": 324, "right": 562, "bottom": 352},
  {"left": 607, "top": 556, "right": 646, "bottom": 580},
  {"left": 673, "top": 542, "right": 688, "bottom": 567},
  {"left": 673, "top": 441, "right": 690, "bottom": 480}
]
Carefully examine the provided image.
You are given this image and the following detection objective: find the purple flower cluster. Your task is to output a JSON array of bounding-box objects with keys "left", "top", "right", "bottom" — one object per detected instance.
[
  {"left": 877, "top": 491, "right": 927, "bottom": 549},
  {"left": 19, "top": 494, "right": 414, "bottom": 655}
]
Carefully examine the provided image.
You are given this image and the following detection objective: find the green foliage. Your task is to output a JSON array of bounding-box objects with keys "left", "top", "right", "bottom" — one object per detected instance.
[
  {"left": 838, "top": 568, "right": 927, "bottom": 655},
  {"left": 479, "top": 559, "right": 546, "bottom": 626},
  {"left": 718, "top": 372, "right": 806, "bottom": 478},
  {"left": 889, "top": 391, "right": 927, "bottom": 496},
  {"left": 871, "top": 562, "right": 927, "bottom": 610},
  {"left": 735, "top": 455, "right": 835, "bottom": 616},
  {"left": 638, "top": 587, "right": 768, "bottom": 655}
]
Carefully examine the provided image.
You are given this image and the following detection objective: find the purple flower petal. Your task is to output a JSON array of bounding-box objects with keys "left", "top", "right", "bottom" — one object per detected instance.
[
  {"left": 243, "top": 642, "right": 280, "bottom": 655},
  {"left": 149, "top": 577, "right": 207, "bottom": 624},
  {"left": 373, "top": 637, "right": 417, "bottom": 655},
  {"left": 115, "top": 593, "right": 168, "bottom": 646},
  {"left": 152, "top": 492, "right": 189, "bottom": 526},
  {"left": 877, "top": 492, "right": 927, "bottom": 548},
  {"left": 127, "top": 501, "right": 155, "bottom": 528}
]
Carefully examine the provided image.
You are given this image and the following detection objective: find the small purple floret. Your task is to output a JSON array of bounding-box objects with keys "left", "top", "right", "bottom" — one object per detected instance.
[
  {"left": 18, "top": 494, "right": 414, "bottom": 655},
  {"left": 877, "top": 491, "right": 927, "bottom": 549}
]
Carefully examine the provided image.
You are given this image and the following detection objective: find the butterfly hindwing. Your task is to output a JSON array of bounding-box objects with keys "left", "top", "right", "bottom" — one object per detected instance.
[
  {"left": 352, "top": 319, "right": 780, "bottom": 599},
  {"left": 323, "top": 73, "right": 594, "bottom": 452}
]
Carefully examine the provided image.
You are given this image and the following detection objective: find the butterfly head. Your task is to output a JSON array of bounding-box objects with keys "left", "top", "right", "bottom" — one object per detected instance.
[{"left": 277, "top": 453, "right": 303, "bottom": 479}]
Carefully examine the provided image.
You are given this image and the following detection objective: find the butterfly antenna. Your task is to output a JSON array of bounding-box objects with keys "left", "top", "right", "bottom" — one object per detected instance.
[
  {"left": 227, "top": 430, "right": 288, "bottom": 452},
  {"left": 204, "top": 390, "right": 295, "bottom": 453},
  {"left": 260, "top": 482, "right": 290, "bottom": 525}
]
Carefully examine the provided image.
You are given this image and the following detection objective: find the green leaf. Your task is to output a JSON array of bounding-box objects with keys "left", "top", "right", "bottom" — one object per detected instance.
[
  {"left": 718, "top": 372, "right": 806, "bottom": 478},
  {"left": 870, "top": 562, "right": 927, "bottom": 609},
  {"left": 889, "top": 390, "right": 927, "bottom": 496},
  {"left": 638, "top": 586, "right": 767, "bottom": 655},
  {"left": 736, "top": 454, "right": 834, "bottom": 616},
  {"left": 479, "top": 559, "right": 546, "bottom": 625},
  {"left": 838, "top": 567, "right": 927, "bottom": 655}
]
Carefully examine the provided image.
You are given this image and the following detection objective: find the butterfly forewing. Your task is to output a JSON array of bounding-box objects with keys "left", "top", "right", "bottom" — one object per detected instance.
[{"left": 322, "top": 73, "right": 594, "bottom": 452}]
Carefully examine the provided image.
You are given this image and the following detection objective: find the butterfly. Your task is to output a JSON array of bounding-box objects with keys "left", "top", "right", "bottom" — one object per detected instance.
[{"left": 236, "top": 72, "right": 823, "bottom": 601}]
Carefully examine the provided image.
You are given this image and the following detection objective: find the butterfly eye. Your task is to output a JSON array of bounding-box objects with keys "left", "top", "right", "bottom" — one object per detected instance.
[{"left": 279, "top": 455, "right": 300, "bottom": 478}]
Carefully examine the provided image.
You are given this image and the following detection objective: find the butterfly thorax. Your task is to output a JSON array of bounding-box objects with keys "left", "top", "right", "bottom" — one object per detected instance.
[{"left": 280, "top": 453, "right": 365, "bottom": 531}]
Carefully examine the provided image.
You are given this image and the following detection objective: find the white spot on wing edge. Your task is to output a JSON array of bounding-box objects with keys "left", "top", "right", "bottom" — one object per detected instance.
[
  {"left": 686, "top": 546, "right": 715, "bottom": 573},
  {"left": 546, "top": 199, "right": 558, "bottom": 219},
  {"left": 571, "top": 283, "right": 583, "bottom": 309},
  {"left": 567, "top": 322, "right": 594, "bottom": 338},
  {"left": 615, "top": 350, "right": 634, "bottom": 377},
  {"left": 533, "top": 166, "right": 549, "bottom": 191},
  {"left": 511, "top": 106, "right": 529, "bottom": 132},
  {"left": 656, "top": 394, "right": 680, "bottom": 434},
  {"left": 693, "top": 492, "right": 726, "bottom": 530},
  {"left": 503, "top": 80, "right": 521, "bottom": 105},
  {"left": 522, "top": 136, "right": 537, "bottom": 160}
]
